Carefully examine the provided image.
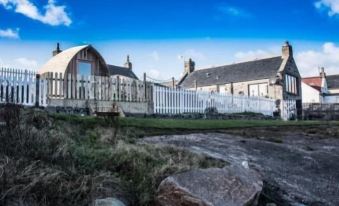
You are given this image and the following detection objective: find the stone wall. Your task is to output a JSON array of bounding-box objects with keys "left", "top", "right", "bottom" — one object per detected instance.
[{"left": 48, "top": 99, "right": 152, "bottom": 115}]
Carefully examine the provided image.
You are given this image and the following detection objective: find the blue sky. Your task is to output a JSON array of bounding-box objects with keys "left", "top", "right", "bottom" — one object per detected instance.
[{"left": 1, "top": 0, "right": 339, "bottom": 79}]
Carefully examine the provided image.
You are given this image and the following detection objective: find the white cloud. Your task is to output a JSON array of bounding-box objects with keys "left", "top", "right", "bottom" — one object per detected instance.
[
  {"left": 296, "top": 42, "right": 339, "bottom": 76},
  {"left": 315, "top": 0, "right": 339, "bottom": 16},
  {"left": 0, "top": 0, "right": 71, "bottom": 26},
  {"left": 0, "top": 57, "right": 38, "bottom": 69},
  {"left": 148, "top": 69, "right": 161, "bottom": 79},
  {"left": 149, "top": 51, "right": 160, "bottom": 61},
  {"left": 15, "top": 57, "right": 38, "bottom": 68},
  {"left": 0, "top": 28, "right": 19, "bottom": 39},
  {"left": 234, "top": 49, "right": 278, "bottom": 62},
  {"left": 217, "top": 5, "right": 251, "bottom": 18}
]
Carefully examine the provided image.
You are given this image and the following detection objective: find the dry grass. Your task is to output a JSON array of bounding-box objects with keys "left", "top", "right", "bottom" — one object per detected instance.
[{"left": 0, "top": 105, "right": 225, "bottom": 206}]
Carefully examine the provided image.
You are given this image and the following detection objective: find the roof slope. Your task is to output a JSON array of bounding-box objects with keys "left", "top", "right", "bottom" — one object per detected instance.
[
  {"left": 327, "top": 75, "right": 339, "bottom": 89},
  {"left": 302, "top": 77, "right": 322, "bottom": 91},
  {"left": 107, "top": 65, "right": 138, "bottom": 80},
  {"left": 39, "top": 45, "right": 88, "bottom": 74},
  {"left": 179, "top": 56, "right": 283, "bottom": 88}
]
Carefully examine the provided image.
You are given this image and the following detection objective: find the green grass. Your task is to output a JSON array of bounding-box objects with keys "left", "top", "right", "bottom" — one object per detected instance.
[
  {"left": 51, "top": 113, "right": 338, "bottom": 131},
  {"left": 119, "top": 117, "right": 335, "bottom": 130}
]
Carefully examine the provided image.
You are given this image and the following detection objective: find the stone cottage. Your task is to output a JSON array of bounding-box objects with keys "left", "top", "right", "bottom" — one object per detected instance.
[{"left": 177, "top": 41, "right": 302, "bottom": 110}]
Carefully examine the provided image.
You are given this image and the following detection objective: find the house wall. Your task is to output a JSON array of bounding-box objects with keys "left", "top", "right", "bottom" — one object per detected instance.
[
  {"left": 282, "top": 57, "right": 302, "bottom": 101},
  {"left": 189, "top": 78, "right": 282, "bottom": 100},
  {"left": 63, "top": 48, "right": 108, "bottom": 99},
  {"left": 302, "top": 82, "right": 322, "bottom": 103}
]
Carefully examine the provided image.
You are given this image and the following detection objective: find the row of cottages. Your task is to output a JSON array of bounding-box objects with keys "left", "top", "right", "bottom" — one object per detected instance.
[
  {"left": 177, "top": 41, "right": 302, "bottom": 112},
  {"left": 302, "top": 68, "right": 339, "bottom": 103}
]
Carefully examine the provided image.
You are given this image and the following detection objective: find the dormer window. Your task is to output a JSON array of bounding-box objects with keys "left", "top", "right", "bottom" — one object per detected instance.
[{"left": 206, "top": 73, "right": 210, "bottom": 78}]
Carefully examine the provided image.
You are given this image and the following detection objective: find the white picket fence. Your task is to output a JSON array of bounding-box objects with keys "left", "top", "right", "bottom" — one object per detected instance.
[
  {"left": 0, "top": 69, "right": 153, "bottom": 107},
  {"left": 0, "top": 68, "right": 37, "bottom": 106},
  {"left": 153, "top": 85, "right": 276, "bottom": 116},
  {"left": 1, "top": 68, "right": 292, "bottom": 118},
  {"left": 41, "top": 72, "right": 152, "bottom": 102}
]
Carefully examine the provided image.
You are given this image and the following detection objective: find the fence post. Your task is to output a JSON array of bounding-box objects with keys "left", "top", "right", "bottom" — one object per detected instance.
[{"left": 35, "top": 74, "right": 40, "bottom": 107}]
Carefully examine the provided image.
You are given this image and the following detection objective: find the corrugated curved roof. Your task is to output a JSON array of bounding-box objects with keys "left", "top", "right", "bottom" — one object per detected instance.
[{"left": 39, "top": 45, "right": 89, "bottom": 74}]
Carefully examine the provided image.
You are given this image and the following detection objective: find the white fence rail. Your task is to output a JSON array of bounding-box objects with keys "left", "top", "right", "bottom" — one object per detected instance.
[
  {"left": 41, "top": 72, "right": 152, "bottom": 102},
  {"left": 1, "top": 68, "right": 289, "bottom": 118},
  {"left": 0, "top": 68, "right": 37, "bottom": 106},
  {"left": 153, "top": 85, "right": 276, "bottom": 116}
]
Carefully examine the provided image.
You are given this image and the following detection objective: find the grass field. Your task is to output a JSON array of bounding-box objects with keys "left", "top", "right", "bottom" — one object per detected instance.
[{"left": 52, "top": 114, "right": 338, "bottom": 130}]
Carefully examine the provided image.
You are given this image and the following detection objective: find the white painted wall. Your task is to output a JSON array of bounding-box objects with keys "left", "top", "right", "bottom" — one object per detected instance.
[{"left": 302, "top": 82, "right": 322, "bottom": 103}]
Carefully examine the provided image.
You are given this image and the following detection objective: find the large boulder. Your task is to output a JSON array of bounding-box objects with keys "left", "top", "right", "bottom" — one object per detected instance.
[
  {"left": 95, "top": 198, "right": 126, "bottom": 206},
  {"left": 156, "top": 166, "right": 262, "bottom": 206}
]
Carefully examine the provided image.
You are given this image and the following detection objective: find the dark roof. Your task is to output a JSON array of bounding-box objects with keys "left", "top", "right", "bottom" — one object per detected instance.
[
  {"left": 107, "top": 64, "right": 138, "bottom": 80},
  {"left": 327, "top": 75, "right": 339, "bottom": 89},
  {"left": 179, "top": 56, "right": 283, "bottom": 88}
]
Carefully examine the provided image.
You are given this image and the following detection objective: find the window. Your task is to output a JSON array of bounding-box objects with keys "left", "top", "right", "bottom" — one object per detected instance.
[
  {"left": 285, "top": 74, "right": 298, "bottom": 95},
  {"left": 78, "top": 62, "right": 91, "bottom": 76},
  {"left": 249, "top": 83, "right": 268, "bottom": 97}
]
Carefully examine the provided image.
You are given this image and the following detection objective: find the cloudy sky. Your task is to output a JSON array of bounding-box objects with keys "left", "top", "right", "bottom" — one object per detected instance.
[{"left": 1, "top": 0, "right": 339, "bottom": 80}]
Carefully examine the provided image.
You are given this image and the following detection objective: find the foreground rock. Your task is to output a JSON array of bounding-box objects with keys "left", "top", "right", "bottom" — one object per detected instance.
[
  {"left": 95, "top": 198, "right": 126, "bottom": 206},
  {"left": 156, "top": 167, "right": 263, "bottom": 206},
  {"left": 143, "top": 128, "right": 339, "bottom": 206}
]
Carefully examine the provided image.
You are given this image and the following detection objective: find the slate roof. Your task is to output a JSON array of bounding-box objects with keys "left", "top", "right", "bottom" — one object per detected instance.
[
  {"left": 179, "top": 56, "right": 283, "bottom": 88},
  {"left": 302, "top": 77, "right": 322, "bottom": 91},
  {"left": 107, "top": 64, "right": 138, "bottom": 80},
  {"left": 327, "top": 75, "right": 339, "bottom": 89}
]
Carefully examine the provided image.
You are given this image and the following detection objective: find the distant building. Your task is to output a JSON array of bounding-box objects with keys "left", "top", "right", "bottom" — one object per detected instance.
[
  {"left": 38, "top": 44, "right": 139, "bottom": 98},
  {"left": 40, "top": 44, "right": 138, "bottom": 80},
  {"left": 302, "top": 68, "right": 339, "bottom": 103},
  {"left": 177, "top": 42, "right": 302, "bottom": 105}
]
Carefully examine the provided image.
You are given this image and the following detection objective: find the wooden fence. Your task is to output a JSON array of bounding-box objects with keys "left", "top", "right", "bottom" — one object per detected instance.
[
  {"left": 0, "top": 68, "right": 37, "bottom": 106},
  {"left": 41, "top": 72, "right": 152, "bottom": 102},
  {"left": 1, "top": 68, "right": 284, "bottom": 117},
  {"left": 303, "top": 103, "right": 339, "bottom": 120},
  {"left": 0, "top": 69, "right": 153, "bottom": 107},
  {"left": 153, "top": 85, "right": 276, "bottom": 116}
]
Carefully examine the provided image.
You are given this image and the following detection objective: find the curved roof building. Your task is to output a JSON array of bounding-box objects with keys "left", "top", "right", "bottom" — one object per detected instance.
[{"left": 39, "top": 44, "right": 138, "bottom": 80}]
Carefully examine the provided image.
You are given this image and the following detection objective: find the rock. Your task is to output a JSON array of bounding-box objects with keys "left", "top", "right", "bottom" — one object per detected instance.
[
  {"left": 95, "top": 198, "right": 126, "bottom": 206},
  {"left": 156, "top": 166, "right": 263, "bottom": 206},
  {"left": 266, "top": 203, "right": 277, "bottom": 206}
]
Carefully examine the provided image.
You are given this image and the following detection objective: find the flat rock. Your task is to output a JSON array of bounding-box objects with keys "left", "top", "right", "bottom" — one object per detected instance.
[
  {"left": 156, "top": 167, "right": 263, "bottom": 206},
  {"left": 95, "top": 198, "right": 126, "bottom": 206}
]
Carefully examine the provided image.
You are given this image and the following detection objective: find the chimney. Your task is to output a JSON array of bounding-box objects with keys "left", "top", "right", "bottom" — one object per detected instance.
[
  {"left": 320, "top": 67, "right": 326, "bottom": 78},
  {"left": 184, "top": 58, "right": 195, "bottom": 74},
  {"left": 282, "top": 41, "right": 293, "bottom": 59},
  {"left": 124, "top": 55, "right": 132, "bottom": 69},
  {"left": 52, "top": 43, "right": 62, "bottom": 56}
]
